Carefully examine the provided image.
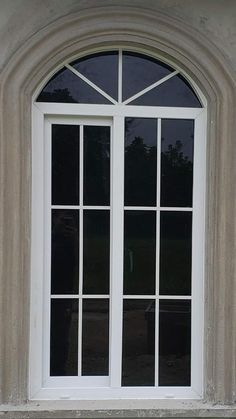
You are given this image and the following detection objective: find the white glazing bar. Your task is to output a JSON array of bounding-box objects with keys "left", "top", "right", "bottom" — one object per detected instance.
[
  {"left": 160, "top": 207, "right": 193, "bottom": 212},
  {"left": 51, "top": 295, "right": 79, "bottom": 299},
  {"left": 123, "top": 71, "right": 179, "bottom": 105},
  {"left": 51, "top": 205, "right": 80, "bottom": 209},
  {"left": 110, "top": 116, "right": 124, "bottom": 387},
  {"left": 123, "top": 295, "right": 155, "bottom": 299},
  {"left": 124, "top": 206, "right": 192, "bottom": 211},
  {"left": 118, "top": 49, "right": 122, "bottom": 104},
  {"left": 78, "top": 124, "right": 84, "bottom": 376},
  {"left": 155, "top": 118, "right": 161, "bottom": 386},
  {"left": 37, "top": 102, "right": 202, "bottom": 119},
  {"left": 82, "top": 294, "right": 110, "bottom": 299},
  {"left": 122, "top": 294, "right": 192, "bottom": 299},
  {"left": 83, "top": 206, "right": 111, "bottom": 210},
  {"left": 159, "top": 295, "right": 192, "bottom": 300},
  {"left": 65, "top": 64, "right": 118, "bottom": 105}
]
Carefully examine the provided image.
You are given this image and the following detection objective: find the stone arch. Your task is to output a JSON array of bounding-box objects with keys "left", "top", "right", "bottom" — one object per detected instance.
[{"left": 0, "top": 5, "right": 236, "bottom": 405}]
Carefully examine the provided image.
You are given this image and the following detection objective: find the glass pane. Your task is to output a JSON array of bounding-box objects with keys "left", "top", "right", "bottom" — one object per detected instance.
[
  {"left": 125, "top": 118, "right": 157, "bottom": 206},
  {"left": 161, "top": 119, "right": 194, "bottom": 207},
  {"left": 122, "top": 299, "right": 155, "bottom": 386},
  {"left": 131, "top": 74, "right": 202, "bottom": 107},
  {"left": 71, "top": 52, "right": 118, "bottom": 100},
  {"left": 84, "top": 126, "right": 110, "bottom": 205},
  {"left": 83, "top": 210, "right": 110, "bottom": 294},
  {"left": 36, "top": 67, "right": 110, "bottom": 104},
  {"left": 122, "top": 51, "right": 173, "bottom": 102},
  {"left": 160, "top": 212, "right": 192, "bottom": 295},
  {"left": 52, "top": 124, "right": 79, "bottom": 205},
  {"left": 159, "top": 300, "right": 191, "bottom": 386},
  {"left": 51, "top": 210, "right": 79, "bottom": 294},
  {"left": 82, "top": 299, "right": 109, "bottom": 375},
  {"left": 124, "top": 211, "right": 156, "bottom": 295},
  {"left": 50, "top": 299, "right": 78, "bottom": 376}
]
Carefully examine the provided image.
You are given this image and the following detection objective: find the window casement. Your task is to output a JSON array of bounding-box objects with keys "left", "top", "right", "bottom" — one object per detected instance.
[{"left": 30, "top": 49, "right": 206, "bottom": 400}]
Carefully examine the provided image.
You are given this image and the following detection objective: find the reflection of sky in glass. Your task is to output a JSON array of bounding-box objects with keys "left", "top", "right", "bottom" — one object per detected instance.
[
  {"left": 71, "top": 52, "right": 118, "bottom": 100},
  {"left": 131, "top": 74, "right": 202, "bottom": 108},
  {"left": 123, "top": 52, "right": 173, "bottom": 102}
]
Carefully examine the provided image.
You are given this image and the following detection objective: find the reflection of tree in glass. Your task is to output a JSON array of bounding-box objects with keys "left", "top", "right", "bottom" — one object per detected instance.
[
  {"left": 37, "top": 88, "right": 77, "bottom": 103},
  {"left": 125, "top": 136, "right": 157, "bottom": 206},
  {"left": 161, "top": 138, "right": 193, "bottom": 207}
]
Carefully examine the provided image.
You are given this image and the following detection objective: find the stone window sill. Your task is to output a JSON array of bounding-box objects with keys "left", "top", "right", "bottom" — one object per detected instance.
[{"left": 1, "top": 400, "right": 236, "bottom": 418}]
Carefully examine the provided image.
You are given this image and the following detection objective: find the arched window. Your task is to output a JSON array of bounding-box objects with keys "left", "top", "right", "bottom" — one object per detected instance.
[{"left": 30, "top": 50, "right": 206, "bottom": 399}]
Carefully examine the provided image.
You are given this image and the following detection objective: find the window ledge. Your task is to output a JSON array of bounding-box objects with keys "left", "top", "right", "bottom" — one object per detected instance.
[{"left": 1, "top": 401, "right": 236, "bottom": 418}]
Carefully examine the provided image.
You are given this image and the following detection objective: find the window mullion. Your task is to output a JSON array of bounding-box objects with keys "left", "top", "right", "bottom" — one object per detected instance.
[
  {"left": 110, "top": 116, "right": 124, "bottom": 387},
  {"left": 155, "top": 118, "right": 161, "bottom": 386},
  {"left": 78, "top": 124, "right": 84, "bottom": 376}
]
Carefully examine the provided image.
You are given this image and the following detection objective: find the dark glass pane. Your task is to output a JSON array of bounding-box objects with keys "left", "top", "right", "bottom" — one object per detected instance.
[
  {"left": 159, "top": 300, "right": 191, "bottom": 386},
  {"left": 122, "top": 51, "right": 173, "bottom": 102},
  {"left": 125, "top": 118, "right": 157, "bottom": 206},
  {"left": 51, "top": 210, "right": 79, "bottom": 294},
  {"left": 160, "top": 212, "right": 192, "bottom": 295},
  {"left": 131, "top": 74, "right": 202, "bottom": 107},
  {"left": 161, "top": 119, "right": 194, "bottom": 207},
  {"left": 71, "top": 52, "right": 118, "bottom": 100},
  {"left": 82, "top": 299, "right": 109, "bottom": 375},
  {"left": 52, "top": 124, "right": 79, "bottom": 205},
  {"left": 83, "top": 210, "right": 110, "bottom": 294},
  {"left": 84, "top": 126, "right": 110, "bottom": 205},
  {"left": 50, "top": 299, "right": 78, "bottom": 376},
  {"left": 36, "top": 67, "right": 110, "bottom": 104},
  {"left": 124, "top": 211, "right": 156, "bottom": 295},
  {"left": 122, "top": 299, "right": 155, "bottom": 386}
]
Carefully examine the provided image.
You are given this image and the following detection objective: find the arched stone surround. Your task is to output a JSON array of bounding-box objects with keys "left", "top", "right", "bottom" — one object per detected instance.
[{"left": 0, "top": 5, "right": 236, "bottom": 409}]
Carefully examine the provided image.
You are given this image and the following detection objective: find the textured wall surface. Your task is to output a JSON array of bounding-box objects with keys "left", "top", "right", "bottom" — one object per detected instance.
[
  {"left": 0, "top": 0, "right": 236, "bottom": 417},
  {"left": 1, "top": 0, "right": 236, "bottom": 72}
]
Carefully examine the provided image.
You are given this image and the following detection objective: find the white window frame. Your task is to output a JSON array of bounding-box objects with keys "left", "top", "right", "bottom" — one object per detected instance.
[{"left": 30, "top": 100, "right": 206, "bottom": 400}]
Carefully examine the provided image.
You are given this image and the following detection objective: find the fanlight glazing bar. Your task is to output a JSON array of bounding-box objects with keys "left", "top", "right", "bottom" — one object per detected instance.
[
  {"left": 123, "top": 70, "right": 179, "bottom": 105},
  {"left": 66, "top": 64, "right": 118, "bottom": 105}
]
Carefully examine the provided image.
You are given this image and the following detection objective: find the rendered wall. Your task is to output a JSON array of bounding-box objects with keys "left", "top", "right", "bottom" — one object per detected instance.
[{"left": 0, "top": 0, "right": 236, "bottom": 417}]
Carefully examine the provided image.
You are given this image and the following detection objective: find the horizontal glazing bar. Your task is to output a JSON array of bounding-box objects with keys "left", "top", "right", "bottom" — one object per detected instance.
[
  {"left": 51, "top": 205, "right": 111, "bottom": 210},
  {"left": 51, "top": 294, "right": 110, "bottom": 299},
  {"left": 124, "top": 206, "right": 193, "bottom": 211},
  {"left": 122, "top": 295, "right": 192, "bottom": 299}
]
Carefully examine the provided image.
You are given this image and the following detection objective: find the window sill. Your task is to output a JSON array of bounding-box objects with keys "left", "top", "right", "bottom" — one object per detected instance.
[{"left": 1, "top": 400, "right": 236, "bottom": 418}]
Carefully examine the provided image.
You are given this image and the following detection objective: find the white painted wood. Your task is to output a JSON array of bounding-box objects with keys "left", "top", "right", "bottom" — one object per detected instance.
[
  {"left": 78, "top": 124, "right": 84, "bottom": 376},
  {"left": 155, "top": 119, "right": 161, "bottom": 386},
  {"left": 35, "top": 102, "right": 202, "bottom": 119},
  {"left": 43, "top": 119, "right": 53, "bottom": 386},
  {"left": 109, "top": 116, "right": 124, "bottom": 388},
  {"left": 190, "top": 110, "right": 206, "bottom": 397},
  {"left": 31, "top": 93, "right": 205, "bottom": 398}
]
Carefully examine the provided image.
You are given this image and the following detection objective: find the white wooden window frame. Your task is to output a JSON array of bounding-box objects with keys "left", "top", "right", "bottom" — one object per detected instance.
[{"left": 30, "top": 101, "right": 206, "bottom": 400}]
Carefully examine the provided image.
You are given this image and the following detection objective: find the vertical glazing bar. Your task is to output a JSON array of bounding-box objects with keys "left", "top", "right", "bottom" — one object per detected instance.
[
  {"left": 155, "top": 118, "right": 161, "bottom": 386},
  {"left": 110, "top": 116, "right": 124, "bottom": 387},
  {"left": 78, "top": 124, "right": 84, "bottom": 376},
  {"left": 118, "top": 49, "right": 123, "bottom": 104}
]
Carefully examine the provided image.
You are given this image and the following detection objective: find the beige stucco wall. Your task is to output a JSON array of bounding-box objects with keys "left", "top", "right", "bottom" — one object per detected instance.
[
  {"left": 1, "top": 0, "right": 236, "bottom": 74},
  {"left": 1, "top": 0, "right": 236, "bottom": 417}
]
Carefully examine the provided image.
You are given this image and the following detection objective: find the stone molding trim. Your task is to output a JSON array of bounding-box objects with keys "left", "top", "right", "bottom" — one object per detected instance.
[{"left": 0, "top": 4, "right": 236, "bottom": 409}]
